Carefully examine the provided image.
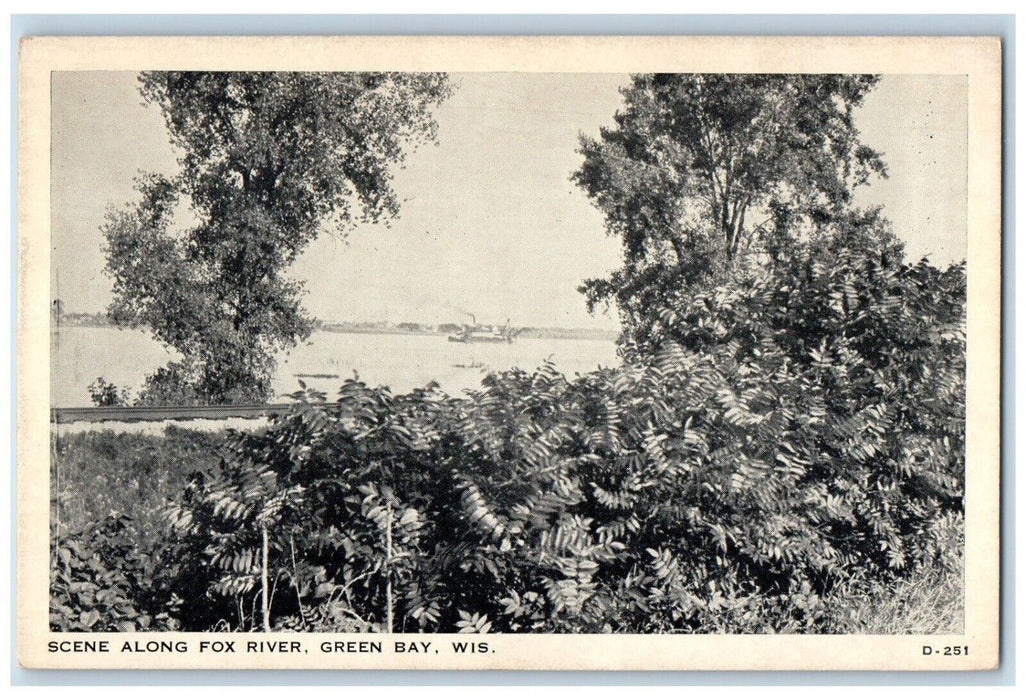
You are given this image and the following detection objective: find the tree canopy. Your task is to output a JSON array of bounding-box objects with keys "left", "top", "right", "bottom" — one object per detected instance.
[
  {"left": 102, "top": 71, "right": 453, "bottom": 404},
  {"left": 573, "top": 74, "right": 888, "bottom": 344}
]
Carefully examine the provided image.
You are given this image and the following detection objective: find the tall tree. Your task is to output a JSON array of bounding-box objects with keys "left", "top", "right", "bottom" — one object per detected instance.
[
  {"left": 103, "top": 72, "right": 453, "bottom": 404},
  {"left": 573, "top": 74, "right": 886, "bottom": 341}
]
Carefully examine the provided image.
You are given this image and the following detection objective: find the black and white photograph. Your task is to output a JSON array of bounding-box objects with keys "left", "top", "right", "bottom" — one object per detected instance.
[{"left": 17, "top": 35, "right": 1002, "bottom": 670}]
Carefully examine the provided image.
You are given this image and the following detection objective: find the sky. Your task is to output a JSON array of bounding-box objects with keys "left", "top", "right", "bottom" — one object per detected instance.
[{"left": 50, "top": 72, "right": 967, "bottom": 330}]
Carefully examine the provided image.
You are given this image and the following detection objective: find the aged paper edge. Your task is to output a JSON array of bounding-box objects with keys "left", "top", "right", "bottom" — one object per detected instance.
[{"left": 16, "top": 35, "right": 1002, "bottom": 671}]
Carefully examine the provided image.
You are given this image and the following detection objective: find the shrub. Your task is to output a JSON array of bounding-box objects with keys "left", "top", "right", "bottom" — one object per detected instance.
[
  {"left": 57, "top": 239, "right": 963, "bottom": 633},
  {"left": 162, "top": 239, "right": 964, "bottom": 632},
  {"left": 50, "top": 514, "right": 180, "bottom": 631},
  {"left": 49, "top": 428, "right": 225, "bottom": 632},
  {"left": 88, "top": 377, "right": 131, "bottom": 407}
]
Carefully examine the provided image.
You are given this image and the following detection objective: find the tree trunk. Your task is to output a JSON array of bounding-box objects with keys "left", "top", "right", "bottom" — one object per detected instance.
[
  {"left": 384, "top": 502, "right": 394, "bottom": 634},
  {"left": 289, "top": 533, "right": 307, "bottom": 628},
  {"left": 261, "top": 524, "right": 271, "bottom": 632}
]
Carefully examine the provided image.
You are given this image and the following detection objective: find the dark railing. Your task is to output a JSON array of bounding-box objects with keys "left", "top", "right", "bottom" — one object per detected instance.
[{"left": 50, "top": 403, "right": 300, "bottom": 424}]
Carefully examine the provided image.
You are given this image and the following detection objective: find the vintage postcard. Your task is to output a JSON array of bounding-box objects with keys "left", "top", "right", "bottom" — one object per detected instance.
[{"left": 17, "top": 35, "right": 1002, "bottom": 670}]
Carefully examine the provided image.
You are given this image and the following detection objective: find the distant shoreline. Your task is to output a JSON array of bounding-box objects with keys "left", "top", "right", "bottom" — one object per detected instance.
[
  {"left": 53, "top": 317, "right": 620, "bottom": 342},
  {"left": 319, "top": 327, "right": 619, "bottom": 341}
]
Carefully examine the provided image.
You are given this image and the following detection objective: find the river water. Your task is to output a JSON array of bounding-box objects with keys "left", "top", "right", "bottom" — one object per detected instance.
[{"left": 50, "top": 327, "right": 620, "bottom": 407}]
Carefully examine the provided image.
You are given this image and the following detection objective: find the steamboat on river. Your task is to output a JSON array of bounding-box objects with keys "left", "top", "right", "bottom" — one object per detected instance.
[{"left": 447, "top": 315, "right": 521, "bottom": 344}]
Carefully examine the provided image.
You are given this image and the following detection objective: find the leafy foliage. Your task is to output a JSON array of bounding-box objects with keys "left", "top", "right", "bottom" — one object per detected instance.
[
  {"left": 52, "top": 230, "right": 964, "bottom": 633},
  {"left": 103, "top": 71, "right": 453, "bottom": 404},
  {"left": 49, "top": 428, "right": 226, "bottom": 632},
  {"left": 150, "top": 236, "right": 963, "bottom": 632},
  {"left": 50, "top": 514, "right": 180, "bottom": 632},
  {"left": 88, "top": 377, "right": 131, "bottom": 407}
]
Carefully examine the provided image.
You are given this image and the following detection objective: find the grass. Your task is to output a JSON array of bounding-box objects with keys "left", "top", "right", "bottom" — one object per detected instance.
[
  {"left": 826, "top": 558, "right": 965, "bottom": 634},
  {"left": 50, "top": 426, "right": 224, "bottom": 549}
]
